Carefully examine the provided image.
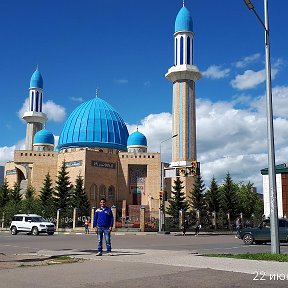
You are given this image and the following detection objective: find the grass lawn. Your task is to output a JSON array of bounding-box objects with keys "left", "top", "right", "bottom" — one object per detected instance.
[{"left": 204, "top": 253, "right": 288, "bottom": 262}]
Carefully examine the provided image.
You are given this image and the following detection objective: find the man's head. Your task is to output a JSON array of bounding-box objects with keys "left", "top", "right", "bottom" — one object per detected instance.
[{"left": 100, "top": 198, "right": 106, "bottom": 208}]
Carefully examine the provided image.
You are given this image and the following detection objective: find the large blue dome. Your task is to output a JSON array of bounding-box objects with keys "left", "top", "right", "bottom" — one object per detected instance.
[
  {"left": 175, "top": 6, "right": 193, "bottom": 32},
  {"left": 58, "top": 97, "right": 129, "bottom": 151},
  {"left": 30, "top": 69, "right": 43, "bottom": 89},
  {"left": 127, "top": 130, "right": 147, "bottom": 147},
  {"left": 33, "top": 129, "right": 54, "bottom": 145}
]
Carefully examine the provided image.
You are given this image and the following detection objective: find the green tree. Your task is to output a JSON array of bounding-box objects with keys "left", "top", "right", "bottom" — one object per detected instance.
[
  {"left": 219, "top": 173, "right": 238, "bottom": 219},
  {"left": 9, "top": 182, "right": 22, "bottom": 205},
  {"left": 71, "top": 174, "right": 90, "bottom": 216},
  {"left": 0, "top": 178, "right": 11, "bottom": 209},
  {"left": 237, "top": 182, "right": 263, "bottom": 218},
  {"left": 22, "top": 185, "right": 40, "bottom": 214},
  {"left": 166, "top": 177, "right": 189, "bottom": 221},
  {"left": 205, "top": 176, "right": 220, "bottom": 213},
  {"left": 189, "top": 175, "right": 206, "bottom": 214},
  {"left": 54, "top": 161, "right": 71, "bottom": 216},
  {"left": 39, "top": 173, "right": 55, "bottom": 218},
  {"left": 3, "top": 182, "right": 22, "bottom": 226}
]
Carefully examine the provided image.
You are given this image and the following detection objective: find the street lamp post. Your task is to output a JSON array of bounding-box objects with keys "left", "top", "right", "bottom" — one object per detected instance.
[
  {"left": 243, "top": 0, "right": 280, "bottom": 254},
  {"left": 159, "top": 134, "right": 178, "bottom": 232}
]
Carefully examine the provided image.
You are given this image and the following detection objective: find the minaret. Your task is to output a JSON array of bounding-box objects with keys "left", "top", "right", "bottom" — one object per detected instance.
[
  {"left": 165, "top": 4, "right": 201, "bottom": 193},
  {"left": 23, "top": 68, "right": 47, "bottom": 150}
]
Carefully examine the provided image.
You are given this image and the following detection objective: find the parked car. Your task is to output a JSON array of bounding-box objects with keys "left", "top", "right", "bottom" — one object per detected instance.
[
  {"left": 238, "top": 218, "right": 288, "bottom": 245},
  {"left": 10, "top": 214, "right": 55, "bottom": 236}
]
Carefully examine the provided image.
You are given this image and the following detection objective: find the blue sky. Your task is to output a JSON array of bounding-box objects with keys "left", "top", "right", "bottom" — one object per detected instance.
[{"left": 1, "top": 0, "right": 288, "bottom": 191}]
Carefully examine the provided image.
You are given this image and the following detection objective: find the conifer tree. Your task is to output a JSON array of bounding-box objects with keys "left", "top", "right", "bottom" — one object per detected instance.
[
  {"left": 71, "top": 174, "right": 90, "bottom": 216},
  {"left": 189, "top": 175, "right": 206, "bottom": 214},
  {"left": 4, "top": 182, "right": 22, "bottom": 225},
  {"left": 219, "top": 172, "right": 238, "bottom": 219},
  {"left": 205, "top": 176, "right": 220, "bottom": 213},
  {"left": 166, "top": 177, "right": 189, "bottom": 221},
  {"left": 54, "top": 161, "right": 71, "bottom": 216},
  {"left": 0, "top": 178, "right": 11, "bottom": 209},
  {"left": 10, "top": 182, "right": 22, "bottom": 204},
  {"left": 22, "top": 185, "right": 39, "bottom": 214},
  {"left": 39, "top": 173, "right": 55, "bottom": 218}
]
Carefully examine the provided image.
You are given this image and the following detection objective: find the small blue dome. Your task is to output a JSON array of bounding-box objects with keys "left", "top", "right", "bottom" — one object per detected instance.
[
  {"left": 58, "top": 97, "right": 129, "bottom": 151},
  {"left": 30, "top": 69, "right": 43, "bottom": 89},
  {"left": 34, "top": 129, "right": 54, "bottom": 145},
  {"left": 175, "top": 6, "right": 193, "bottom": 32},
  {"left": 127, "top": 131, "right": 147, "bottom": 147}
]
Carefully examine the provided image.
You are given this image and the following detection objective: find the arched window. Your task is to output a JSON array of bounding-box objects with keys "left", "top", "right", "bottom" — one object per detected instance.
[
  {"left": 99, "top": 185, "right": 106, "bottom": 200},
  {"left": 90, "top": 184, "right": 97, "bottom": 201},
  {"left": 31, "top": 92, "right": 34, "bottom": 111},
  {"left": 187, "top": 36, "right": 191, "bottom": 64},
  {"left": 35, "top": 91, "right": 39, "bottom": 111},
  {"left": 175, "top": 38, "right": 178, "bottom": 65},
  {"left": 107, "top": 186, "right": 115, "bottom": 206},
  {"left": 40, "top": 93, "right": 43, "bottom": 112},
  {"left": 180, "top": 36, "right": 184, "bottom": 65}
]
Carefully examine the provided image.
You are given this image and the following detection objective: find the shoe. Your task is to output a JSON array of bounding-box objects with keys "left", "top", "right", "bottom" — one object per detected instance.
[
  {"left": 96, "top": 252, "right": 102, "bottom": 256},
  {"left": 107, "top": 252, "right": 113, "bottom": 256}
]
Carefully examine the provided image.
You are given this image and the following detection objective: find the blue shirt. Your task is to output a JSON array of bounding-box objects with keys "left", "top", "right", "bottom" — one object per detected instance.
[{"left": 93, "top": 207, "right": 114, "bottom": 228}]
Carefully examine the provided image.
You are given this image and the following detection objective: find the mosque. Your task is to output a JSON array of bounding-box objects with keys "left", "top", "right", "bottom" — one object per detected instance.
[{"left": 4, "top": 3, "right": 201, "bottom": 217}]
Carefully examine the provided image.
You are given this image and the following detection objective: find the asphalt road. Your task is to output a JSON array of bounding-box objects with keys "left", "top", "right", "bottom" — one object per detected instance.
[
  {"left": 1, "top": 232, "right": 288, "bottom": 288},
  {"left": 0, "top": 231, "right": 288, "bottom": 255}
]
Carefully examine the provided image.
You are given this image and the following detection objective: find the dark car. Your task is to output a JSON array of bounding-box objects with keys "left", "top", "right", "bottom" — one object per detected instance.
[{"left": 238, "top": 218, "right": 288, "bottom": 245}]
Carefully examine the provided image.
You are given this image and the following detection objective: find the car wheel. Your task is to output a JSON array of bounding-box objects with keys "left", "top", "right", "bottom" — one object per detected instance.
[
  {"left": 47, "top": 232, "right": 54, "bottom": 235},
  {"left": 243, "top": 233, "right": 254, "bottom": 245},
  {"left": 11, "top": 226, "right": 17, "bottom": 235},
  {"left": 31, "top": 227, "right": 39, "bottom": 236}
]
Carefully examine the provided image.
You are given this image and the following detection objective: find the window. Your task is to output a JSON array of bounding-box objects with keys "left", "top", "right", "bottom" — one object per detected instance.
[
  {"left": 175, "top": 38, "right": 178, "bottom": 65},
  {"left": 35, "top": 91, "right": 39, "bottom": 111},
  {"left": 187, "top": 36, "right": 191, "bottom": 64},
  {"left": 180, "top": 36, "right": 183, "bottom": 64},
  {"left": 25, "top": 217, "right": 32, "bottom": 222},
  {"left": 279, "top": 220, "right": 286, "bottom": 228},
  {"left": 90, "top": 184, "right": 97, "bottom": 201},
  {"left": 107, "top": 186, "right": 115, "bottom": 207},
  {"left": 152, "top": 155, "right": 154, "bottom": 158},
  {"left": 99, "top": 185, "right": 106, "bottom": 199},
  {"left": 12, "top": 216, "right": 23, "bottom": 221}
]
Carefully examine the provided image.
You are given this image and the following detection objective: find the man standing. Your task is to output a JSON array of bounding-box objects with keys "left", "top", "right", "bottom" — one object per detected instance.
[{"left": 93, "top": 198, "right": 114, "bottom": 256}]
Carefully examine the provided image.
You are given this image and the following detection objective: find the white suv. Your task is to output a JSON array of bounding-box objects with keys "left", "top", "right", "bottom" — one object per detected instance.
[{"left": 10, "top": 214, "right": 55, "bottom": 236}]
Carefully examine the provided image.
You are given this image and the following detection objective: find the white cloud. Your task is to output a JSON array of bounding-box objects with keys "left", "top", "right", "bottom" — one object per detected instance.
[
  {"left": 18, "top": 98, "right": 66, "bottom": 122},
  {"left": 70, "top": 97, "right": 84, "bottom": 102},
  {"left": 43, "top": 101, "right": 66, "bottom": 122},
  {"left": 0, "top": 139, "right": 25, "bottom": 165},
  {"left": 114, "top": 79, "right": 128, "bottom": 84},
  {"left": 127, "top": 112, "right": 172, "bottom": 160},
  {"left": 235, "top": 53, "right": 261, "bottom": 68},
  {"left": 231, "top": 68, "right": 278, "bottom": 90},
  {"left": 251, "top": 86, "right": 288, "bottom": 118},
  {"left": 202, "top": 65, "right": 230, "bottom": 79}
]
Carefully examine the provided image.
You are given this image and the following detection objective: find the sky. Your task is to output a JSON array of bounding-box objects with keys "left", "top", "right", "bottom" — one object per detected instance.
[{"left": 1, "top": 0, "right": 288, "bottom": 192}]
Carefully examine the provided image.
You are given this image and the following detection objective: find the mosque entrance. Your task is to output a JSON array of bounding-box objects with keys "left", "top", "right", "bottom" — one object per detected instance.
[{"left": 129, "top": 165, "right": 147, "bottom": 205}]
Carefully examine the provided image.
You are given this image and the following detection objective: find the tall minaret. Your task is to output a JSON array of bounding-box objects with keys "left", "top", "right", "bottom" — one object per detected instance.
[
  {"left": 23, "top": 68, "right": 47, "bottom": 150},
  {"left": 165, "top": 3, "right": 201, "bottom": 194}
]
